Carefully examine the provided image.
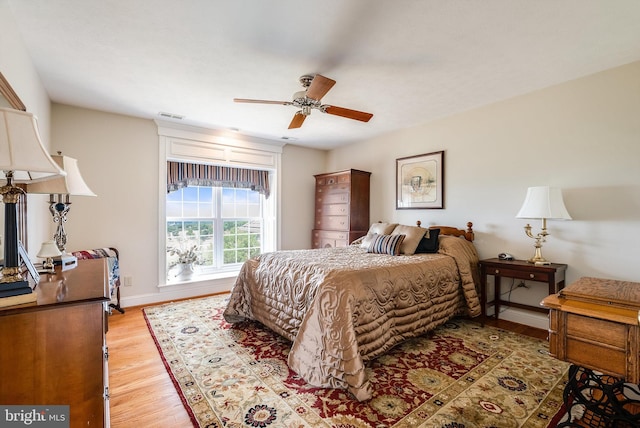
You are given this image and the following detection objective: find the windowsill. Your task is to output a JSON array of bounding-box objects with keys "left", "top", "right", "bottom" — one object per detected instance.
[{"left": 159, "top": 269, "right": 239, "bottom": 288}]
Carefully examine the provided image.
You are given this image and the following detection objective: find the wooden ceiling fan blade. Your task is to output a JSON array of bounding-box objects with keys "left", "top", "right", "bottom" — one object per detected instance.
[
  {"left": 234, "top": 98, "right": 291, "bottom": 105},
  {"left": 288, "top": 112, "right": 307, "bottom": 129},
  {"left": 306, "top": 74, "right": 336, "bottom": 100},
  {"left": 324, "top": 105, "right": 373, "bottom": 122}
]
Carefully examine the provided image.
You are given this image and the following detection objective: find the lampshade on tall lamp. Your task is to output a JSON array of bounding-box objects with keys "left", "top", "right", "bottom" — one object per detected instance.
[
  {"left": 27, "top": 152, "right": 96, "bottom": 268},
  {"left": 516, "top": 186, "right": 572, "bottom": 264},
  {"left": 0, "top": 107, "right": 66, "bottom": 297}
]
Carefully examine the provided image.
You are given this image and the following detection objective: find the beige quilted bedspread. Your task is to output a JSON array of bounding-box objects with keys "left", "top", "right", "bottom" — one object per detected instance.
[{"left": 223, "top": 235, "right": 481, "bottom": 401}]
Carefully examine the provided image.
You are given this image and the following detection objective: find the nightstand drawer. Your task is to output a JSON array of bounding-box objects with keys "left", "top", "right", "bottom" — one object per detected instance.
[{"left": 488, "top": 267, "right": 549, "bottom": 281}]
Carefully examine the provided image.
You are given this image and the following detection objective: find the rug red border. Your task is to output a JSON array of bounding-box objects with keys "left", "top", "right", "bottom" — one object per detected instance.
[{"left": 549, "top": 402, "right": 568, "bottom": 426}]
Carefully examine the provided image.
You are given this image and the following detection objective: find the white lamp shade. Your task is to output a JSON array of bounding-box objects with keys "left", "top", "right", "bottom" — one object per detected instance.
[
  {"left": 26, "top": 154, "right": 96, "bottom": 196},
  {"left": 0, "top": 107, "right": 66, "bottom": 182},
  {"left": 516, "top": 186, "right": 572, "bottom": 220},
  {"left": 37, "top": 240, "right": 62, "bottom": 258}
]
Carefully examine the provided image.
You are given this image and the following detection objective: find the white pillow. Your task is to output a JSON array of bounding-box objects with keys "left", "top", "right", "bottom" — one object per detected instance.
[
  {"left": 391, "top": 224, "right": 428, "bottom": 255},
  {"left": 359, "top": 222, "right": 399, "bottom": 248}
]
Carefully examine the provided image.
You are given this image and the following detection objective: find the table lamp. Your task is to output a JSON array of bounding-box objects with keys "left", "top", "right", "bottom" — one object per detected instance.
[
  {"left": 516, "top": 186, "right": 572, "bottom": 264},
  {"left": 27, "top": 152, "right": 96, "bottom": 270},
  {"left": 0, "top": 108, "right": 66, "bottom": 297},
  {"left": 37, "top": 240, "right": 62, "bottom": 273}
]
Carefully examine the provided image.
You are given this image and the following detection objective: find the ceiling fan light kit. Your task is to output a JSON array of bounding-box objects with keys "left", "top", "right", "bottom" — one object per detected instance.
[{"left": 234, "top": 74, "right": 373, "bottom": 129}]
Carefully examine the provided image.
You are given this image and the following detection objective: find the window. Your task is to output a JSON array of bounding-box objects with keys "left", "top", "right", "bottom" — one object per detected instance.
[
  {"left": 166, "top": 186, "right": 266, "bottom": 279},
  {"left": 158, "top": 124, "right": 283, "bottom": 286}
]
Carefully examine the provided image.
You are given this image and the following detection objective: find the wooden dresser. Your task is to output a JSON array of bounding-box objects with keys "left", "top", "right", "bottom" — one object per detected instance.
[
  {"left": 312, "top": 169, "right": 371, "bottom": 249},
  {"left": 0, "top": 258, "right": 110, "bottom": 427}
]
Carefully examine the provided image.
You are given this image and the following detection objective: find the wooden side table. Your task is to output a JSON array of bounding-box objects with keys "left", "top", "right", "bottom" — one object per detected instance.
[
  {"left": 479, "top": 258, "right": 567, "bottom": 319},
  {"left": 541, "top": 277, "right": 640, "bottom": 426}
]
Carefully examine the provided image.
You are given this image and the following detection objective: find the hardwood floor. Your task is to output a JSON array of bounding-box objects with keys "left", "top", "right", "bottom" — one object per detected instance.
[
  {"left": 481, "top": 315, "right": 549, "bottom": 340},
  {"left": 107, "top": 299, "right": 548, "bottom": 427},
  {"left": 107, "top": 304, "right": 193, "bottom": 427}
]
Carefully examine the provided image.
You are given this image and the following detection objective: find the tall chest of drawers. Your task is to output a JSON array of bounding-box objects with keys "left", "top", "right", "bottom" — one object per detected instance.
[{"left": 312, "top": 169, "right": 371, "bottom": 248}]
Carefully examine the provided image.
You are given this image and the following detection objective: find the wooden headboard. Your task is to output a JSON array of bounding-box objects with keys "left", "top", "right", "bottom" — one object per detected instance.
[{"left": 416, "top": 221, "right": 474, "bottom": 242}]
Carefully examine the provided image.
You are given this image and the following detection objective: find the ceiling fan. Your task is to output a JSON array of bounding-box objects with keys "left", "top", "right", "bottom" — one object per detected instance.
[{"left": 234, "top": 74, "right": 374, "bottom": 129}]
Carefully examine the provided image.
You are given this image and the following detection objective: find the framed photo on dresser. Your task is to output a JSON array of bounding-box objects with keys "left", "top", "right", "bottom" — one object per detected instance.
[{"left": 396, "top": 150, "right": 444, "bottom": 209}]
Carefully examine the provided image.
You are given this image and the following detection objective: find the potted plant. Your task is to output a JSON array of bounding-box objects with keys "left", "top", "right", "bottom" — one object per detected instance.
[{"left": 167, "top": 234, "right": 201, "bottom": 280}]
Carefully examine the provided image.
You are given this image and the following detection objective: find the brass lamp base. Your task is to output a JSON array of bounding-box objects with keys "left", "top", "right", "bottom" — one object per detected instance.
[
  {"left": 527, "top": 247, "right": 548, "bottom": 264},
  {"left": 524, "top": 221, "right": 552, "bottom": 265}
]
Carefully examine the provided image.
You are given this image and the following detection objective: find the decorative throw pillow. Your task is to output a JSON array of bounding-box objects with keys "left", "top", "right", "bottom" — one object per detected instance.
[
  {"left": 415, "top": 228, "right": 440, "bottom": 253},
  {"left": 359, "top": 222, "right": 399, "bottom": 248},
  {"left": 391, "top": 224, "right": 428, "bottom": 255},
  {"left": 367, "top": 233, "right": 405, "bottom": 256},
  {"left": 350, "top": 236, "right": 365, "bottom": 246}
]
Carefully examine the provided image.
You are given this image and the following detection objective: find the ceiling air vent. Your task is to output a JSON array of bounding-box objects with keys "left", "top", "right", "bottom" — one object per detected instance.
[{"left": 158, "top": 112, "right": 184, "bottom": 120}]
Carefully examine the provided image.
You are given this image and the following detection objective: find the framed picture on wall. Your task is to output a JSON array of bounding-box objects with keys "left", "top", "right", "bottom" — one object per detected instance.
[{"left": 396, "top": 150, "right": 444, "bottom": 209}]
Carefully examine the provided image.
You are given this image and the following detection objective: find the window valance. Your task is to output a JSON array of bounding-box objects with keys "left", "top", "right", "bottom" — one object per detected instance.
[{"left": 167, "top": 161, "right": 270, "bottom": 198}]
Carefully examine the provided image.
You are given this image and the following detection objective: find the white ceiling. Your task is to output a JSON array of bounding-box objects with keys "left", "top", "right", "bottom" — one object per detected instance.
[{"left": 7, "top": 0, "right": 640, "bottom": 150}]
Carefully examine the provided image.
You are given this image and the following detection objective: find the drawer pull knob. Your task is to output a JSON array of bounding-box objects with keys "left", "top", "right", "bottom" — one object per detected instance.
[
  {"left": 529, "top": 274, "right": 535, "bottom": 279},
  {"left": 495, "top": 269, "right": 500, "bottom": 274}
]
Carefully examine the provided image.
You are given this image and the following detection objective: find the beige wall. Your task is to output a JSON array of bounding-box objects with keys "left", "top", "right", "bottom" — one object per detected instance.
[
  {"left": 51, "top": 106, "right": 161, "bottom": 303},
  {"left": 0, "top": 0, "right": 54, "bottom": 256},
  {"left": 328, "top": 61, "right": 640, "bottom": 327},
  {"left": 280, "top": 144, "right": 327, "bottom": 250},
  {"left": 51, "top": 105, "right": 326, "bottom": 306}
]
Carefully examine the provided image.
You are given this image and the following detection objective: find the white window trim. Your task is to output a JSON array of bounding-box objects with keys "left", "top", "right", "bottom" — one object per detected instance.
[{"left": 156, "top": 120, "right": 285, "bottom": 289}]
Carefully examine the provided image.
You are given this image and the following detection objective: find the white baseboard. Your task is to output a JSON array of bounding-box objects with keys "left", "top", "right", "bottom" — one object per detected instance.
[
  {"left": 485, "top": 306, "right": 549, "bottom": 330},
  {"left": 120, "top": 277, "right": 235, "bottom": 308}
]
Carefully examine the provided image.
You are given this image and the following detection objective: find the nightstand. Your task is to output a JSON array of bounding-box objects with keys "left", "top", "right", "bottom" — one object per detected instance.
[{"left": 479, "top": 258, "right": 567, "bottom": 319}]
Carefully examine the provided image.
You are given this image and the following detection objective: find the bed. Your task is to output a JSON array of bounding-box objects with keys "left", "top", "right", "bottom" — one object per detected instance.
[{"left": 223, "top": 221, "right": 481, "bottom": 401}]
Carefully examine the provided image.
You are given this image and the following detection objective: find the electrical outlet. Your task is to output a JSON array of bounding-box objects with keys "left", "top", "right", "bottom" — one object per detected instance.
[{"left": 123, "top": 276, "right": 133, "bottom": 287}]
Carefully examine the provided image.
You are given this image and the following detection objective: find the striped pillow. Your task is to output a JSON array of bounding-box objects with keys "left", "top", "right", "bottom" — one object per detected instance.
[{"left": 367, "top": 233, "right": 406, "bottom": 256}]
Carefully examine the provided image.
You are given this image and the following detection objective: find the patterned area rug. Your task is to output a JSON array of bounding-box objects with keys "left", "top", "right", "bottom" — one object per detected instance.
[{"left": 143, "top": 295, "right": 569, "bottom": 428}]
